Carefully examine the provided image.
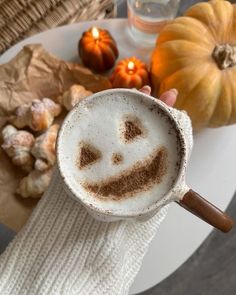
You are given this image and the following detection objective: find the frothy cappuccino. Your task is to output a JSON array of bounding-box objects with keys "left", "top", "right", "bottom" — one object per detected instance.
[{"left": 58, "top": 90, "right": 183, "bottom": 216}]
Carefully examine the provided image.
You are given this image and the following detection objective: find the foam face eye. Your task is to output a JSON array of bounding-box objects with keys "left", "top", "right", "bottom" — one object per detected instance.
[
  {"left": 121, "top": 115, "right": 146, "bottom": 143},
  {"left": 77, "top": 142, "right": 102, "bottom": 169}
]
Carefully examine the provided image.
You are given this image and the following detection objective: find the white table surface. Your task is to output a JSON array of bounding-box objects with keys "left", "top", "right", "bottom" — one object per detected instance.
[{"left": 1, "top": 19, "right": 236, "bottom": 294}]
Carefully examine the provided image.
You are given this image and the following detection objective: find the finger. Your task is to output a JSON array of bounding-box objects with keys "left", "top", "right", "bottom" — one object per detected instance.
[
  {"left": 159, "top": 89, "right": 178, "bottom": 107},
  {"left": 139, "top": 85, "right": 151, "bottom": 95}
]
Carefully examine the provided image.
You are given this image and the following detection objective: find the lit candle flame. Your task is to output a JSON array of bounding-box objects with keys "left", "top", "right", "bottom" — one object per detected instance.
[
  {"left": 91, "top": 27, "right": 99, "bottom": 40},
  {"left": 127, "top": 61, "right": 135, "bottom": 71}
]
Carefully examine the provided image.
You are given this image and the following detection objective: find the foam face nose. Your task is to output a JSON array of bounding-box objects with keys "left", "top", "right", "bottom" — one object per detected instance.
[{"left": 112, "top": 152, "right": 123, "bottom": 165}]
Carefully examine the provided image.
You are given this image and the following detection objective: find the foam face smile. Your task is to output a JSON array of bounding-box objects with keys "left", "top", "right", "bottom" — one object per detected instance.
[
  {"left": 82, "top": 147, "right": 167, "bottom": 200},
  {"left": 58, "top": 90, "right": 182, "bottom": 215}
]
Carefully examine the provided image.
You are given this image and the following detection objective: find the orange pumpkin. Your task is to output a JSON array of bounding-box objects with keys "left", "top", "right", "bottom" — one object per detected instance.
[
  {"left": 79, "top": 27, "right": 119, "bottom": 72},
  {"left": 151, "top": 0, "right": 236, "bottom": 130}
]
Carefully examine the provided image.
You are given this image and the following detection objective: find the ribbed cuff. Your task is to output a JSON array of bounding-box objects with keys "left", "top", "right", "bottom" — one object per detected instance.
[{"left": 0, "top": 167, "right": 168, "bottom": 295}]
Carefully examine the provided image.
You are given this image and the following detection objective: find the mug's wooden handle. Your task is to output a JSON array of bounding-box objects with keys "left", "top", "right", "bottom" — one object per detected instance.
[{"left": 178, "top": 189, "right": 233, "bottom": 233}]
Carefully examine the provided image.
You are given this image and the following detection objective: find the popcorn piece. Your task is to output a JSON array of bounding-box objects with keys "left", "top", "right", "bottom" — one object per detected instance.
[
  {"left": 1, "top": 125, "right": 35, "bottom": 172},
  {"left": 57, "top": 85, "right": 92, "bottom": 111},
  {"left": 17, "top": 168, "right": 53, "bottom": 198},
  {"left": 9, "top": 98, "right": 62, "bottom": 131},
  {"left": 31, "top": 124, "right": 59, "bottom": 171}
]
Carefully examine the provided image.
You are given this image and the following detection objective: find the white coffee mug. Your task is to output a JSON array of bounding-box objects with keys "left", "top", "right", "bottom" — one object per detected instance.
[{"left": 57, "top": 89, "right": 233, "bottom": 232}]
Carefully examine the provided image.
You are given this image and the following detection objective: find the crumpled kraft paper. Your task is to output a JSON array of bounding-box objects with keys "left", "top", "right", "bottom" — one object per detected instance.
[{"left": 0, "top": 44, "right": 111, "bottom": 231}]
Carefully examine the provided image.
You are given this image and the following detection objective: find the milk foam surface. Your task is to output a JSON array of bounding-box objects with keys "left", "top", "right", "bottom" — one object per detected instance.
[{"left": 59, "top": 91, "right": 182, "bottom": 215}]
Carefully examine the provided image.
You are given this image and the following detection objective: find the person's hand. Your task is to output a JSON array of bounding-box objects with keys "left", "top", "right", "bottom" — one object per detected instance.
[{"left": 139, "top": 85, "right": 177, "bottom": 107}]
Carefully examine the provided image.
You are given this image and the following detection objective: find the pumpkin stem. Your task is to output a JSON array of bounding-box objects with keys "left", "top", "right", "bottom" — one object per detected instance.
[{"left": 212, "top": 44, "right": 236, "bottom": 70}]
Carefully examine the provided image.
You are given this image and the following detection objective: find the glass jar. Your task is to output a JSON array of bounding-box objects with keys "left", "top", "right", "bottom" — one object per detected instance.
[{"left": 127, "top": 0, "right": 180, "bottom": 46}]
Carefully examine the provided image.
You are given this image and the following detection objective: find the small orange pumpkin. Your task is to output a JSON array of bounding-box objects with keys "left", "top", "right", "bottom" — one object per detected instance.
[{"left": 78, "top": 27, "right": 119, "bottom": 72}]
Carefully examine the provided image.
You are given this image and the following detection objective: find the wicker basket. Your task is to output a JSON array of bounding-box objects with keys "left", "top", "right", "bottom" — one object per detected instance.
[{"left": 0, "top": 0, "right": 116, "bottom": 55}]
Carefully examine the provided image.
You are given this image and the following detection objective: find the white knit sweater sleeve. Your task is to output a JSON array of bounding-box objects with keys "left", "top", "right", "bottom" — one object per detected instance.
[
  {"left": 0, "top": 109, "right": 192, "bottom": 295},
  {"left": 0, "top": 166, "right": 168, "bottom": 295}
]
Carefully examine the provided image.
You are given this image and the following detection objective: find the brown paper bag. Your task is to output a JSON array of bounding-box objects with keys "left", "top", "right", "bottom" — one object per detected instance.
[{"left": 0, "top": 44, "right": 111, "bottom": 231}]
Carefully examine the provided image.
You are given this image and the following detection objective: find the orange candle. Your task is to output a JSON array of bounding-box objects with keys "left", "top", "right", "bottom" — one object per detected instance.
[
  {"left": 78, "top": 27, "right": 119, "bottom": 72},
  {"left": 110, "top": 57, "right": 150, "bottom": 89}
]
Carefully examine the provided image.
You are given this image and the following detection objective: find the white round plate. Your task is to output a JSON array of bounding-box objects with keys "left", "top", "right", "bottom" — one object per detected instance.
[{"left": 1, "top": 19, "right": 236, "bottom": 294}]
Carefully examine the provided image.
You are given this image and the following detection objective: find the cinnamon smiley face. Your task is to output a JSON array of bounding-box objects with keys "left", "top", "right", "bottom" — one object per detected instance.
[
  {"left": 58, "top": 89, "right": 183, "bottom": 217},
  {"left": 77, "top": 116, "right": 168, "bottom": 200}
]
